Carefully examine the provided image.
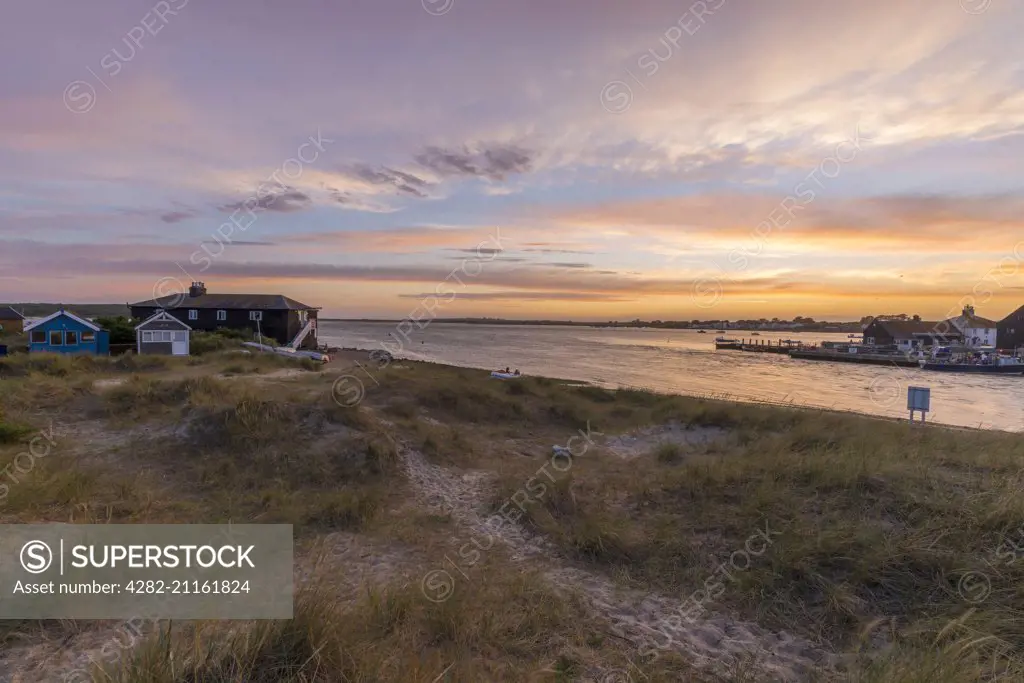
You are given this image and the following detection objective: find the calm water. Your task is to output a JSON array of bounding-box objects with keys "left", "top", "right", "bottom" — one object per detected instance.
[{"left": 320, "top": 321, "right": 1024, "bottom": 433}]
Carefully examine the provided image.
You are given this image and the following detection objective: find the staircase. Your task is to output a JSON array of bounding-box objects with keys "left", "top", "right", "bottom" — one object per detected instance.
[{"left": 287, "top": 319, "right": 316, "bottom": 350}]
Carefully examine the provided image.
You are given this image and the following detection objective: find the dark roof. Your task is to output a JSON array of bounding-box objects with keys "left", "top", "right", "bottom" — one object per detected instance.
[
  {"left": 948, "top": 313, "right": 999, "bottom": 328},
  {"left": 129, "top": 293, "right": 318, "bottom": 311},
  {"left": 0, "top": 306, "right": 24, "bottom": 320},
  {"left": 867, "top": 319, "right": 949, "bottom": 339},
  {"left": 1000, "top": 305, "right": 1024, "bottom": 323}
]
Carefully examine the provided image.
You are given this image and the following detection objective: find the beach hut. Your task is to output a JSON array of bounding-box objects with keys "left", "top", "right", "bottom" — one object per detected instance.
[
  {"left": 24, "top": 308, "right": 110, "bottom": 355},
  {"left": 135, "top": 310, "right": 191, "bottom": 356},
  {"left": 0, "top": 306, "right": 24, "bottom": 334}
]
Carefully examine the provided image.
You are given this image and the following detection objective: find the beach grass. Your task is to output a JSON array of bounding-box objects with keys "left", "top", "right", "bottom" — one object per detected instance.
[{"left": 0, "top": 352, "right": 1021, "bottom": 681}]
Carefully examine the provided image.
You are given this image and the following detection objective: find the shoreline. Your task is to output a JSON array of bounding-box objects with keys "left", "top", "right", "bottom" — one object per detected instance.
[{"left": 335, "top": 346, "right": 1018, "bottom": 435}]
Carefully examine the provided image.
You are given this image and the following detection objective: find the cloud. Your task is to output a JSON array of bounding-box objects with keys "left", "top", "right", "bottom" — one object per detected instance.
[
  {"left": 523, "top": 247, "right": 594, "bottom": 254},
  {"left": 541, "top": 262, "right": 591, "bottom": 269},
  {"left": 219, "top": 189, "right": 312, "bottom": 213},
  {"left": 552, "top": 193, "right": 1024, "bottom": 253},
  {"left": 396, "top": 290, "right": 637, "bottom": 302},
  {"left": 341, "top": 164, "right": 431, "bottom": 198},
  {"left": 414, "top": 143, "right": 534, "bottom": 181},
  {"left": 200, "top": 240, "right": 275, "bottom": 246},
  {"left": 160, "top": 210, "right": 196, "bottom": 223}
]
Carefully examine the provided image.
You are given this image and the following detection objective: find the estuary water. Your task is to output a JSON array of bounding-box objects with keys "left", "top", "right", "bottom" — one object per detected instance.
[{"left": 320, "top": 321, "right": 1024, "bottom": 433}]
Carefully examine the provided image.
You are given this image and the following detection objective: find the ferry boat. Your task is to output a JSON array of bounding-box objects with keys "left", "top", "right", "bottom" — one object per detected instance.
[{"left": 920, "top": 356, "right": 1024, "bottom": 374}]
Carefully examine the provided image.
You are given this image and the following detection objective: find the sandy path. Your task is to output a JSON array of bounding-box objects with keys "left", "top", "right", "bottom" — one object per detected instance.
[{"left": 398, "top": 445, "right": 837, "bottom": 682}]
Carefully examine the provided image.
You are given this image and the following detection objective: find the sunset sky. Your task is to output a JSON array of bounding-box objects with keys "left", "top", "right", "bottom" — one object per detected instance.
[{"left": 2, "top": 0, "right": 1023, "bottom": 320}]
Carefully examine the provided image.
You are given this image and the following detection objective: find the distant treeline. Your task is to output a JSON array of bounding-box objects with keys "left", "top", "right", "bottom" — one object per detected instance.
[
  {"left": 327, "top": 317, "right": 865, "bottom": 331},
  {"left": 1, "top": 304, "right": 130, "bottom": 319}
]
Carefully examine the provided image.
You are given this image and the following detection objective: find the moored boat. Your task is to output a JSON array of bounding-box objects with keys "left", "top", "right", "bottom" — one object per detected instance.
[{"left": 919, "top": 358, "right": 1024, "bottom": 374}]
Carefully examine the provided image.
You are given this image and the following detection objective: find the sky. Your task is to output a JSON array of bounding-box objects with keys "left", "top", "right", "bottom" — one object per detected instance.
[{"left": 2, "top": 0, "right": 1024, "bottom": 321}]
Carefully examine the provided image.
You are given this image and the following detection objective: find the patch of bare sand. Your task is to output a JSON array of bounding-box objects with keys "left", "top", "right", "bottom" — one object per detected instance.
[
  {"left": 397, "top": 444, "right": 836, "bottom": 682},
  {"left": 600, "top": 421, "right": 727, "bottom": 459}
]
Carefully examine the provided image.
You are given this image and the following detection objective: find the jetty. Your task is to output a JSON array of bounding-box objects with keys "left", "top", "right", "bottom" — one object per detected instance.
[
  {"left": 789, "top": 348, "right": 919, "bottom": 367},
  {"left": 714, "top": 338, "right": 804, "bottom": 354}
]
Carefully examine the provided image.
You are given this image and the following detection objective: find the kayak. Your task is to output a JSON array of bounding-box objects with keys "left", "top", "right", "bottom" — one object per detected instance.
[{"left": 491, "top": 372, "right": 522, "bottom": 379}]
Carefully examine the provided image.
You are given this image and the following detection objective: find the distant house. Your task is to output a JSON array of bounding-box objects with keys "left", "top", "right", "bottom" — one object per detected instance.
[
  {"left": 24, "top": 309, "right": 110, "bottom": 355},
  {"left": 128, "top": 282, "right": 319, "bottom": 348},
  {"left": 0, "top": 306, "right": 24, "bottom": 334},
  {"left": 861, "top": 318, "right": 959, "bottom": 352},
  {"left": 998, "top": 304, "right": 1024, "bottom": 351},
  {"left": 944, "top": 305, "right": 998, "bottom": 348},
  {"left": 135, "top": 310, "right": 191, "bottom": 356}
]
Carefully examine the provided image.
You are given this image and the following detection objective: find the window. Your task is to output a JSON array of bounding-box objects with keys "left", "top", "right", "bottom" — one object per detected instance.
[
  {"left": 82, "top": 331, "right": 95, "bottom": 342},
  {"left": 188, "top": 309, "right": 198, "bottom": 320},
  {"left": 173, "top": 331, "right": 187, "bottom": 341},
  {"left": 216, "top": 310, "right": 227, "bottom": 321},
  {"left": 49, "top": 330, "right": 63, "bottom": 346},
  {"left": 65, "top": 331, "right": 78, "bottom": 345},
  {"left": 249, "top": 311, "right": 263, "bottom": 321},
  {"left": 30, "top": 330, "right": 45, "bottom": 344},
  {"left": 142, "top": 331, "right": 153, "bottom": 342}
]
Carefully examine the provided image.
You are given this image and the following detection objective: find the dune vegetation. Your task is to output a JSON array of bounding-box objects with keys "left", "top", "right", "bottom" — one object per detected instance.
[{"left": 0, "top": 350, "right": 1021, "bottom": 682}]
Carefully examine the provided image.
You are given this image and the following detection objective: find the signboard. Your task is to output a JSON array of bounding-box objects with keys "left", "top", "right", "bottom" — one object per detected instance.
[{"left": 908, "top": 386, "right": 931, "bottom": 412}]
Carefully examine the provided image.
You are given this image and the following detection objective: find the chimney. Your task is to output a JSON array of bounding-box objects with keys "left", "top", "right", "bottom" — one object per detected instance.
[
  {"left": 963, "top": 304, "right": 975, "bottom": 317},
  {"left": 189, "top": 282, "right": 207, "bottom": 298}
]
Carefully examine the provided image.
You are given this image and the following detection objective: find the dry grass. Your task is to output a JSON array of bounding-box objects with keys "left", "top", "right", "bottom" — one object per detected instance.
[
  {"left": 94, "top": 559, "right": 704, "bottom": 683},
  {"left": 2, "top": 355, "right": 1022, "bottom": 681}
]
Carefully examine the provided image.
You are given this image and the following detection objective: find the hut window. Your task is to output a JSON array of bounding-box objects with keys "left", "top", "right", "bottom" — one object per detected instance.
[
  {"left": 65, "top": 331, "right": 78, "bottom": 345},
  {"left": 217, "top": 310, "right": 227, "bottom": 321},
  {"left": 249, "top": 311, "right": 263, "bottom": 321},
  {"left": 188, "top": 309, "right": 198, "bottom": 320},
  {"left": 49, "top": 331, "right": 63, "bottom": 346},
  {"left": 30, "top": 330, "right": 45, "bottom": 344},
  {"left": 82, "top": 331, "right": 95, "bottom": 342},
  {"left": 142, "top": 331, "right": 152, "bottom": 342}
]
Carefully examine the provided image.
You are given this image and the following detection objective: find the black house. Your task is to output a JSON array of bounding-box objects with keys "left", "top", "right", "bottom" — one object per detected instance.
[
  {"left": 128, "top": 282, "right": 320, "bottom": 348},
  {"left": 998, "top": 305, "right": 1024, "bottom": 351}
]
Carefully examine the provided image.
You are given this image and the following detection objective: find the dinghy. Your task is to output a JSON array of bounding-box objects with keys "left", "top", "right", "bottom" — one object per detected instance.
[{"left": 490, "top": 371, "right": 522, "bottom": 379}]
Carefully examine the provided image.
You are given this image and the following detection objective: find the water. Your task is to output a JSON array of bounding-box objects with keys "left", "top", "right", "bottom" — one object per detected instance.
[{"left": 320, "top": 321, "right": 1024, "bottom": 433}]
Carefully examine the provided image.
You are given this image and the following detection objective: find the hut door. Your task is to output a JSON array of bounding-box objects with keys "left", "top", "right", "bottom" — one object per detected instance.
[{"left": 171, "top": 331, "right": 188, "bottom": 355}]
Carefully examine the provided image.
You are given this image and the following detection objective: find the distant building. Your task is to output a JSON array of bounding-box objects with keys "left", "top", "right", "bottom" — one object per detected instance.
[
  {"left": 135, "top": 310, "right": 192, "bottom": 356},
  {"left": 998, "top": 304, "right": 1024, "bottom": 351},
  {"left": 944, "top": 305, "right": 998, "bottom": 348},
  {"left": 861, "top": 318, "right": 959, "bottom": 352},
  {"left": 24, "top": 309, "right": 110, "bottom": 355},
  {"left": 0, "top": 306, "right": 24, "bottom": 334},
  {"left": 128, "top": 282, "right": 319, "bottom": 348}
]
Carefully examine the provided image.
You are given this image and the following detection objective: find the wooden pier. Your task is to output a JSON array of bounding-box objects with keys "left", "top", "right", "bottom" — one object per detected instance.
[
  {"left": 714, "top": 338, "right": 803, "bottom": 354},
  {"left": 789, "top": 349, "right": 920, "bottom": 368}
]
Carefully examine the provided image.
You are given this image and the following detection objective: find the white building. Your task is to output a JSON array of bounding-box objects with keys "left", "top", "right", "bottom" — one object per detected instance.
[{"left": 945, "top": 305, "right": 998, "bottom": 348}]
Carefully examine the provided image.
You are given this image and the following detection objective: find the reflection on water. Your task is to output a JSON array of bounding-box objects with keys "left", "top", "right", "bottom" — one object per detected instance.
[{"left": 320, "top": 322, "right": 1024, "bottom": 433}]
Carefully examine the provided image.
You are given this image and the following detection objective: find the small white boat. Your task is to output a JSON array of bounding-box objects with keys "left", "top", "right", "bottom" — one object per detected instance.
[
  {"left": 491, "top": 371, "right": 522, "bottom": 380},
  {"left": 242, "top": 341, "right": 330, "bottom": 362}
]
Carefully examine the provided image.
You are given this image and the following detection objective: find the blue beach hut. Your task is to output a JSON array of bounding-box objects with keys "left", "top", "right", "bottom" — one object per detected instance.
[{"left": 24, "top": 308, "right": 110, "bottom": 355}]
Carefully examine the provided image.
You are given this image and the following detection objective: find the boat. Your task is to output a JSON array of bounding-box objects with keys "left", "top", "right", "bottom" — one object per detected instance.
[
  {"left": 919, "top": 357, "right": 1024, "bottom": 374},
  {"left": 847, "top": 334, "right": 859, "bottom": 338},
  {"left": 242, "top": 341, "right": 330, "bottom": 362},
  {"left": 715, "top": 330, "right": 726, "bottom": 333},
  {"left": 491, "top": 371, "right": 523, "bottom": 379},
  {"left": 714, "top": 337, "right": 743, "bottom": 350},
  {"left": 750, "top": 332, "right": 760, "bottom": 336},
  {"left": 697, "top": 330, "right": 707, "bottom": 334}
]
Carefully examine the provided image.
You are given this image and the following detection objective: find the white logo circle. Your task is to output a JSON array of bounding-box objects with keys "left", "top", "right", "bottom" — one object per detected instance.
[{"left": 20, "top": 540, "right": 53, "bottom": 574}]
